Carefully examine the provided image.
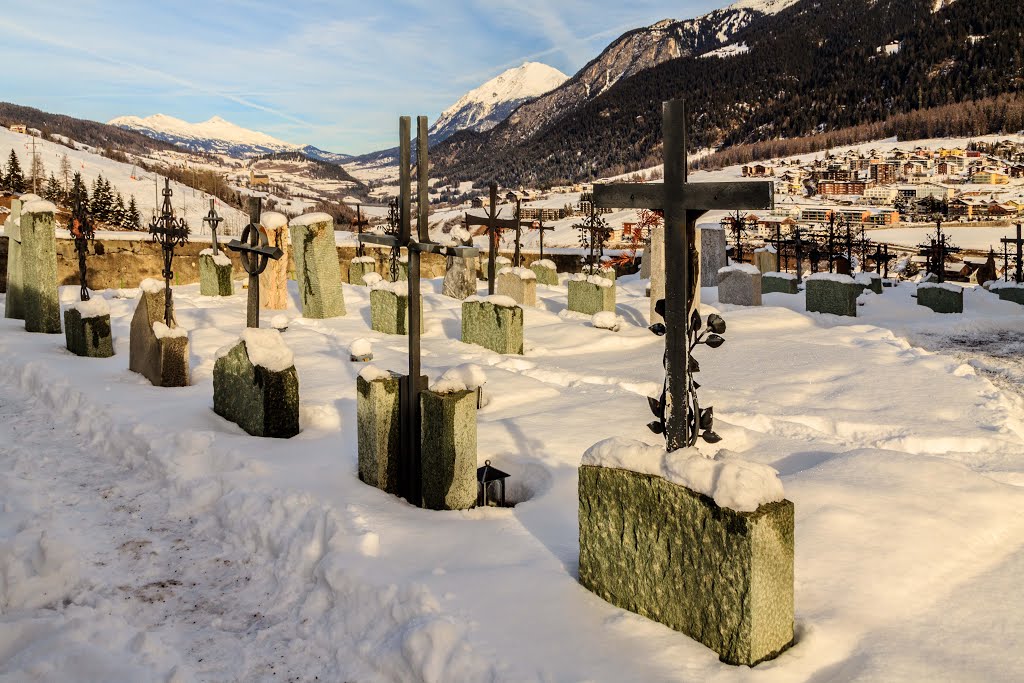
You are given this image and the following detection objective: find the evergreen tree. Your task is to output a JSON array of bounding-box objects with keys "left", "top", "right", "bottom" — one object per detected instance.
[
  {"left": 6, "top": 150, "right": 25, "bottom": 193},
  {"left": 29, "top": 151, "right": 46, "bottom": 195},
  {"left": 69, "top": 172, "right": 88, "bottom": 211},
  {"left": 113, "top": 192, "right": 127, "bottom": 229},
  {"left": 43, "top": 173, "right": 62, "bottom": 204},
  {"left": 59, "top": 154, "right": 72, "bottom": 193},
  {"left": 125, "top": 195, "right": 141, "bottom": 230}
]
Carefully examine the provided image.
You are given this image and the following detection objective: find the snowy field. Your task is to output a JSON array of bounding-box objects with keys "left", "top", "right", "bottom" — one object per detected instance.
[
  {"left": 870, "top": 224, "right": 1023, "bottom": 252},
  {"left": 2, "top": 275, "right": 1024, "bottom": 681}
]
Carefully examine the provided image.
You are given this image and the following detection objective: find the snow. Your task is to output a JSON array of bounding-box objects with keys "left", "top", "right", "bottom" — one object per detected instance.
[
  {"left": 533, "top": 259, "right": 557, "bottom": 270},
  {"left": 3, "top": 270, "right": 1024, "bottom": 680},
  {"left": 238, "top": 328, "right": 294, "bottom": 372},
  {"left": 18, "top": 193, "right": 42, "bottom": 203},
  {"left": 370, "top": 279, "right": 409, "bottom": 297},
  {"left": 139, "top": 278, "right": 164, "bottom": 295},
  {"left": 66, "top": 297, "right": 110, "bottom": 318},
  {"left": 570, "top": 274, "right": 614, "bottom": 288},
  {"left": 437, "top": 363, "right": 487, "bottom": 391},
  {"left": 260, "top": 211, "right": 289, "bottom": 231},
  {"left": 361, "top": 272, "right": 384, "bottom": 287},
  {"left": 271, "top": 314, "right": 290, "bottom": 330},
  {"left": 349, "top": 338, "right": 372, "bottom": 357},
  {"left": 498, "top": 266, "right": 537, "bottom": 281},
  {"left": 766, "top": 271, "right": 798, "bottom": 281},
  {"left": 855, "top": 272, "right": 881, "bottom": 285},
  {"left": 592, "top": 311, "right": 621, "bottom": 331},
  {"left": 919, "top": 282, "right": 963, "bottom": 294},
  {"left": 289, "top": 212, "right": 333, "bottom": 228},
  {"left": 199, "top": 248, "right": 232, "bottom": 267},
  {"left": 807, "top": 272, "right": 856, "bottom": 284},
  {"left": 151, "top": 321, "right": 187, "bottom": 339},
  {"left": 582, "top": 438, "right": 784, "bottom": 512},
  {"left": 109, "top": 113, "right": 301, "bottom": 154},
  {"left": 21, "top": 200, "right": 57, "bottom": 215},
  {"left": 719, "top": 263, "right": 761, "bottom": 276},
  {"left": 729, "top": 0, "right": 800, "bottom": 14},
  {"left": 988, "top": 280, "right": 1024, "bottom": 291},
  {"left": 466, "top": 294, "right": 518, "bottom": 308},
  {"left": 699, "top": 42, "right": 750, "bottom": 59},
  {"left": 358, "top": 364, "right": 392, "bottom": 382},
  {"left": 352, "top": 256, "right": 376, "bottom": 264}
]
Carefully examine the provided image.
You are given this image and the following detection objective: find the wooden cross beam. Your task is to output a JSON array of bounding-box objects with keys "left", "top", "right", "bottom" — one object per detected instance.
[
  {"left": 593, "top": 100, "right": 773, "bottom": 452},
  {"left": 465, "top": 182, "right": 520, "bottom": 294}
]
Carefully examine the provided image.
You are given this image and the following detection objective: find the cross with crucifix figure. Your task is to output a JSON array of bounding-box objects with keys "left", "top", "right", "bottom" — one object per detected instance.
[
  {"left": 203, "top": 199, "right": 224, "bottom": 255},
  {"left": 465, "top": 183, "right": 519, "bottom": 294},
  {"left": 1000, "top": 223, "right": 1024, "bottom": 283},
  {"left": 226, "top": 197, "right": 284, "bottom": 328},
  {"left": 506, "top": 195, "right": 535, "bottom": 268},
  {"left": 352, "top": 204, "right": 370, "bottom": 258},
  {"left": 593, "top": 100, "right": 773, "bottom": 451},
  {"left": 360, "top": 116, "right": 479, "bottom": 506}
]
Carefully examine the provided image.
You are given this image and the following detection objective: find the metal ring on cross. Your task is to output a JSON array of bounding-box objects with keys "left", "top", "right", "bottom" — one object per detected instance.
[{"left": 239, "top": 222, "right": 273, "bottom": 277}]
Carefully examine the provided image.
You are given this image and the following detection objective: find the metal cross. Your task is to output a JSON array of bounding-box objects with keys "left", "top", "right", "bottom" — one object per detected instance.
[
  {"left": 203, "top": 199, "right": 224, "bottom": 255},
  {"left": 148, "top": 179, "right": 190, "bottom": 326},
  {"left": 70, "top": 192, "right": 95, "bottom": 301},
  {"left": 226, "top": 197, "right": 284, "bottom": 328},
  {"left": 359, "top": 116, "right": 479, "bottom": 506},
  {"left": 593, "top": 100, "right": 773, "bottom": 452},
  {"left": 465, "top": 183, "right": 519, "bottom": 294},
  {"left": 531, "top": 218, "right": 554, "bottom": 259},
  {"left": 917, "top": 217, "right": 960, "bottom": 283},
  {"left": 352, "top": 204, "right": 370, "bottom": 258},
  {"left": 870, "top": 243, "right": 896, "bottom": 278},
  {"left": 1000, "top": 223, "right": 1024, "bottom": 283},
  {"left": 721, "top": 210, "right": 753, "bottom": 264}
]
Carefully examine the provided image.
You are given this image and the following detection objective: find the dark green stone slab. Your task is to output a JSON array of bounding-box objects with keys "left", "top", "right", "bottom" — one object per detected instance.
[
  {"left": 917, "top": 284, "right": 963, "bottom": 314},
  {"left": 64, "top": 309, "right": 114, "bottom": 358},
  {"left": 213, "top": 340, "right": 300, "bottom": 438},
  {"left": 420, "top": 389, "right": 477, "bottom": 511},
  {"left": 805, "top": 278, "right": 859, "bottom": 317}
]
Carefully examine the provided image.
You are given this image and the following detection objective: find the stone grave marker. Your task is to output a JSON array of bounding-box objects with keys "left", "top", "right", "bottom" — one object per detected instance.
[
  {"left": 199, "top": 200, "right": 233, "bottom": 297},
  {"left": 64, "top": 195, "right": 113, "bottom": 356},
  {"left": 718, "top": 264, "right": 763, "bottom": 306},
  {"left": 442, "top": 227, "right": 478, "bottom": 299},
  {"left": 259, "top": 211, "right": 291, "bottom": 310},
  {"left": 420, "top": 382, "right": 478, "bottom": 511},
  {"left": 530, "top": 259, "right": 559, "bottom": 286},
  {"left": 762, "top": 272, "right": 798, "bottom": 295},
  {"left": 4, "top": 193, "right": 39, "bottom": 320},
  {"left": 462, "top": 295, "right": 523, "bottom": 355},
  {"left": 289, "top": 212, "right": 346, "bottom": 319},
  {"left": 805, "top": 272, "right": 860, "bottom": 317},
  {"left": 700, "top": 225, "right": 728, "bottom": 288},
  {"left": 917, "top": 282, "right": 963, "bottom": 314},
  {"left": 753, "top": 246, "right": 778, "bottom": 274},
  {"left": 495, "top": 266, "right": 537, "bottom": 306},
  {"left": 129, "top": 279, "right": 190, "bottom": 387},
  {"left": 19, "top": 199, "right": 62, "bottom": 334},
  {"left": 370, "top": 280, "right": 420, "bottom": 335},
  {"left": 568, "top": 274, "right": 616, "bottom": 315}
]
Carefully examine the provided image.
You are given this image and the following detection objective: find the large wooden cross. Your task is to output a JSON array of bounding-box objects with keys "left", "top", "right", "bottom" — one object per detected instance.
[
  {"left": 360, "top": 116, "right": 478, "bottom": 505},
  {"left": 593, "top": 100, "right": 773, "bottom": 451},
  {"left": 465, "top": 183, "right": 519, "bottom": 294}
]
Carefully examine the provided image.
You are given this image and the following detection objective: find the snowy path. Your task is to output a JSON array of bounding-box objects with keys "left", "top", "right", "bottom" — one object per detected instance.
[{"left": 2, "top": 276, "right": 1024, "bottom": 681}]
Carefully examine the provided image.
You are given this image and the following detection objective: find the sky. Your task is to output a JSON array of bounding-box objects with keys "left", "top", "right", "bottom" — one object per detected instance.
[{"left": 2, "top": 0, "right": 727, "bottom": 155}]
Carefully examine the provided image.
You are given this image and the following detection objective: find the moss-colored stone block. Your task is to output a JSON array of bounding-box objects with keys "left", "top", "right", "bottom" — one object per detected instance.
[
  {"left": 370, "top": 288, "right": 421, "bottom": 335},
  {"left": 289, "top": 214, "right": 346, "bottom": 319},
  {"left": 462, "top": 299, "right": 523, "bottom": 355},
  {"left": 129, "top": 283, "right": 190, "bottom": 387},
  {"left": 20, "top": 203, "right": 61, "bottom": 334},
  {"left": 995, "top": 284, "right": 1024, "bottom": 305},
  {"left": 213, "top": 336, "right": 299, "bottom": 438},
  {"left": 579, "top": 465, "right": 794, "bottom": 667},
  {"left": 357, "top": 372, "right": 401, "bottom": 494},
  {"left": 761, "top": 273, "right": 798, "bottom": 295},
  {"left": 64, "top": 308, "right": 114, "bottom": 358},
  {"left": 349, "top": 258, "right": 377, "bottom": 285},
  {"left": 530, "top": 262, "right": 559, "bottom": 286},
  {"left": 917, "top": 283, "right": 963, "bottom": 314},
  {"left": 199, "top": 252, "right": 233, "bottom": 296},
  {"left": 420, "top": 389, "right": 477, "bottom": 511},
  {"left": 805, "top": 276, "right": 860, "bottom": 317},
  {"left": 495, "top": 268, "right": 537, "bottom": 307},
  {"left": 568, "top": 277, "right": 615, "bottom": 315}
]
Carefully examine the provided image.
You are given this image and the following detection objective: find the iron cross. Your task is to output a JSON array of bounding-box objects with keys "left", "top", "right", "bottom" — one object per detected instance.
[
  {"left": 203, "top": 199, "right": 224, "bottom": 255},
  {"left": 226, "top": 197, "right": 284, "bottom": 328},
  {"left": 1000, "top": 223, "right": 1024, "bottom": 283},
  {"left": 70, "top": 193, "right": 95, "bottom": 301},
  {"left": 531, "top": 218, "right": 554, "bottom": 259},
  {"left": 148, "top": 179, "right": 190, "bottom": 326},
  {"left": 465, "top": 183, "right": 520, "bottom": 294},
  {"left": 352, "top": 204, "right": 370, "bottom": 258},
  {"left": 593, "top": 100, "right": 773, "bottom": 452}
]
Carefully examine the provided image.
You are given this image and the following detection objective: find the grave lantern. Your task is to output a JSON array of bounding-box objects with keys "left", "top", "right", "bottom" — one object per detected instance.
[{"left": 476, "top": 460, "right": 510, "bottom": 507}]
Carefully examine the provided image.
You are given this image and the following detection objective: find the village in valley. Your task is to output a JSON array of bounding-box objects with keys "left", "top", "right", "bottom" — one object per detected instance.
[{"left": 1, "top": 0, "right": 1023, "bottom": 681}]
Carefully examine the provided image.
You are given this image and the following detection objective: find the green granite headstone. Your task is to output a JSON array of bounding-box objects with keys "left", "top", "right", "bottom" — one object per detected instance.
[
  {"left": 420, "top": 388, "right": 478, "bottom": 511},
  {"left": 461, "top": 298, "right": 524, "bottom": 355},
  {"left": 370, "top": 285, "right": 421, "bottom": 335},
  {"left": 495, "top": 267, "right": 537, "bottom": 306},
  {"left": 530, "top": 260, "right": 559, "bottom": 286},
  {"left": 349, "top": 256, "right": 377, "bottom": 285},
  {"left": 761, "top": 273, "right": 798, "bottom": 295},
  {"left": 129, "top": 280, "right": 190, "bottom": 387},
  {"left": 917, "top": 283, "right": 964, "bottom": 314},
  {"left": 289, "top": 212, "right": 346, "bottom": 319},
  {"left": 64, "top": 302, "right": 114, "bottom": 358},
  {"left": 4, "top": 197, "right": 28, "bottom": 320},
  {"left": 805, "top": 275, "right": 860, "bottom": 317},
  {"left": 199, "top": 251, "right": 234, "bottom": 296},
  {"left": 993, "top": 282, "right": 1024, "bottom": 305},
  {"left": 567, "top": 276, "right": 615, "bottom": 315},
  {"left": 356, "top": 370, "right": 401, "bottom": 494},
  {"left": 213, "top": 329, "right": 300, "bottom": 438},
  {"left": 20, "top": 200, "right": 61, "bottom": 334}
]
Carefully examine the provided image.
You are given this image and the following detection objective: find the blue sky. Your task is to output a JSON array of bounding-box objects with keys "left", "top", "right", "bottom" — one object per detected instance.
[{"left": 3, "top": 1, "right": 725, "bottom": 154}]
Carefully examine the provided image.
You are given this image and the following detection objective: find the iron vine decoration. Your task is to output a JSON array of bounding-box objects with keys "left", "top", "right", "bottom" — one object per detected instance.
[
  {"left": 386, "top": 199, "right": 401, "bottom": 282},
  {"left": 148, "top": 179, "right": 190, "bottom": 326},
  {"left": 70, "top": 193, "right": 95, "bottom": 302}
]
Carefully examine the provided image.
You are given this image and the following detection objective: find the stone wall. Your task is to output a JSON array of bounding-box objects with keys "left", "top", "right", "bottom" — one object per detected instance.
[{"left": 0, "top": 234, "right": 638, "bottom": 293}]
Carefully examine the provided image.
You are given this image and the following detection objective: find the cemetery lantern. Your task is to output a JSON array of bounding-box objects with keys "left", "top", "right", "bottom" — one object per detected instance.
[
  {"left": 476, "top": 460, "right": 510, "bottom": 507},
  {"left": 148, "top": 179, "right": 190, "bottom": 325},
  {"left": 70, "top": 192, "right": 95, "bottom": 302}
]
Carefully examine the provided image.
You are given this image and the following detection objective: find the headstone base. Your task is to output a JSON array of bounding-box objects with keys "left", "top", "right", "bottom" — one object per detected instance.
[
  {"left": 199, "top": 252, "right": 234, "bottom": 296},
  {"left": 420, "top": 388, "right": 478, "bottom": 511},
  {"left": 64, "top": 306, "right": 114, "bottom": 358},
  {"left": 462, "top": 298, "right": 524, "bottom": 355},
  {"left": 213, "top": 332, "right": 300, "bottom": 438},
  {"left": 568, "top": 276, "right": 615, "bottom": 315}
]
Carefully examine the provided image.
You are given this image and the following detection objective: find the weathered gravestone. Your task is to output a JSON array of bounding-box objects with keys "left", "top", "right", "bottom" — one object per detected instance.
[
  {"left": 718, "top": 264, "right": 763, "bottom": 306},
  {"left": 854, "top": 272, "right": 883, "bottom": 295},
  {"left": 129, "top": 279, "right": 190, "bottom": 387},
  {"left": 530, "top": 259, "right": 559, "bottom": 286},
  {"left": 214, "top": 328, "right": 300, "bottom": 438},
  {"left": 260, "top": 211, "right": 291, "bottom": 310},
  {"left": 462, "top": 295, "right": 524, "bottom": 355},
  {"left": 753, "top": 246, "right": 778, "bottom": 275},
  {"left": 991, "top": 280, "right": 1024, "bottom": 306},
  {"left": 199, "top": 200, "right": 233, "bottom": 297},
  {"left": 917, "top": 282, "right": 964, "bottom": 314},
  {"left": 64, "top": 299, "right": 114, "bottom": 358},
  {"left": 568, "top": 274, "right": 616, "bottom": 315},
  {"left": 700, "top": 225, "right": 728, "bottom": 288},
  {"left": 442, "top": 228, "right": 479, "bottom": 300},
  {"left": 19, "top": 200, "right": 62, "bottom": 333},
  {"left": 349, "top": 256, "right": 378, "bottom": 285},
  {"left": 357, "top": 367, "right": 402, "bottom": 494},
  {"left": 762, "top": 272, "right": 798, "bottom": 295},
  {"left": 805, "top": 273, "right": 860, "bottom": 317},
  {"left": 420, "top": 384, "right": 478, "bottom": 511},
  {"left": 289, "top": 212, "right": 346, "bottom": 318},
  {"left": 495, "top": 266, "right": 537, "bottom": 307},
  {"left": 370, "top": 280, "right": 421, "bottom": 335},
  {"left": 4, "top": 194, "right": 38, "bottom": 320},
  {"left": 579, "top": 438, "right": 794, "bottom": 667}
]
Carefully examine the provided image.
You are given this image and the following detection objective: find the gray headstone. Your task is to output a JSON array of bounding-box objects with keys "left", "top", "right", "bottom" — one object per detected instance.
[
  {"left": 462, "top": 298, "right": 524, "bottom": 355},
  {"left": 64, "top": 304, "right": 114, "bottom": 358},
  {"left": 213, "top": 331, "right": 300, "bottom": 438},
  {"left": 357, "top": 371, "right": 401, "bottom": 494},
  {"left": 917, "top": 283, "right": 964, "bottom": 314},
  {"left": 639, "top": 234, "right": 652, "bottom": 279},
  {"left": 420, "top": 388, "right": 478, "bottom": 511},
  {"left": 648, "top": 223, "right": 665, "bottom": 323},
  {"left": 129, "top": 282, "right": 190, "bottom": 387},
  {"left": 199, "top": 251, "right": 234, "bottom": 296},
  {"left": 288, "top": 213, "right": 346, "bottom": 319},
  {"left": 568, "top": 276, "right": 616, "bottom": 316},
  {"left": 579, "top": 464, "right": 794, "bottom": 667},
  {"left": 4, "top": 198, "right": 25, "bottom": 320},
  {"left": 442, "top": 254, "right": 478, "bottom": 299},
  {"left": 718, "top": 265, "right": 763, "bottom": 306},
  {"left": 805, "top": 275, "right": 860, "bottom": 317},
  {"left": 20, "top": 201, "right": 61, "bottom": 334},
  {"left": 495, "top": 267, "right": 537, "bottom": 307},
  {"left": 700, "top": 226, "right": 728, "bottom": 288}
]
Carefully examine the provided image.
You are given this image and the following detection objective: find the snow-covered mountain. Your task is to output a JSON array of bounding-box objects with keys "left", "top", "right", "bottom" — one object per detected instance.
[
  {"left": 108, "top": 114, "right": 350, "bottom": 163},
  {"left": 428, "top": 62, "right": 567, "bottom": 143}
]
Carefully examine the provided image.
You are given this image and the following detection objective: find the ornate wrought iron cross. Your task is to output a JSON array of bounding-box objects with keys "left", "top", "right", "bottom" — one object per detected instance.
[
  {"left": 721, "top": 210, "right": 754, "bottom": 264},
  {"left": 148, "top": 179, "right": 190, "bottom": 325},
  {"left": 593, "top": 100, "right": 773, "bottom": 451},
  {"left": 227, "top": 197, "right": 284, "bottom": 328},
  {"left": 1000, "top": 223, "right": 1024, "bottom": 283},
  {"left": 70, "top": 192, "right": 95, "bottom": 301},
  {"left": 465, "top": 183, "right": 519, "bottom": 294},
  {"left": 917, "top": 217, "right": 960, "bottom": 283},
  {"left": 870, "top": 243, "right": 896, "bottom": 278},
  {"left": 359, "top": 116, "right": 479, "bottom": 506},
  {"left": 203, "top": 199, "right": 224, "bottom": 255},
  {"left": 575, "top": 203, "right": 612, "bottom": 274},
  {"left": 531, "top": 218, "right": 553, "bottom": 259}
]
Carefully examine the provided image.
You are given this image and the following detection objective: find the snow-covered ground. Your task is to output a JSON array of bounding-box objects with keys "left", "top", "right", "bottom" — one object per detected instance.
[
  {"left": 870, "top": 224, "right": 1022, "bottom": 252},
  {"left": 2, "top": 271, "right": 1024, "bottom": 680}
]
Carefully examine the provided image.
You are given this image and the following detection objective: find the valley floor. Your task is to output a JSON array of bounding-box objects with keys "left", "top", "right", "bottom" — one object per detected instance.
[{"left": 1, "top": 275, "right": 1023, "bottom": 681}]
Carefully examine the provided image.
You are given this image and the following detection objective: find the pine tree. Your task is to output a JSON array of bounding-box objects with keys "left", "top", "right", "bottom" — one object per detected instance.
[
  {"left": 43, "top": 173, "right": 62, "bottom": 204},
  {"left": 125, "top": 195, "right": 141, "bottom": 230},
  {"left": 59, "top": 154, "right": 72, "bottom": 193},
  {"left": 29, "top": 150, "right": 46, "bottom": 195},
  {"left": 113, "top": 192, "right": 127, "bottom": 229},
  {"left": 69, "top": 172, "right": 88, "bottom": 211},
  {"left": 6, "top": 150, "right": 25, "bottom": 193}
]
